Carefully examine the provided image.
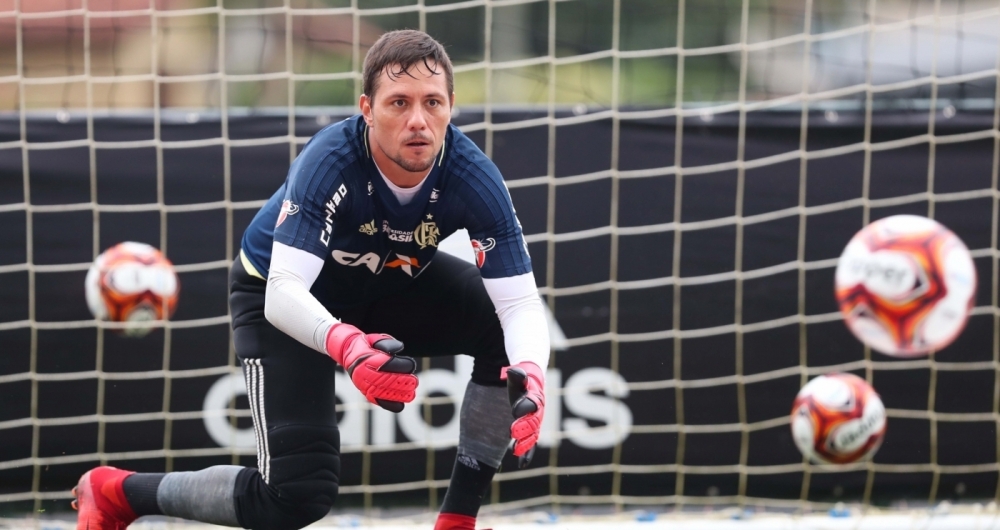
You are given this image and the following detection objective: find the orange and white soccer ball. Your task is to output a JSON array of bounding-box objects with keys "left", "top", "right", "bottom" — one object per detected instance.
[
  {"left": 791, "top": 373, "right": 886, "bottom": 464},
  {"left": 835, "top": 215, "right": 976, "bottom": 357},
  {"left": 85, "top": 242, "right": 179, "bottom": 337}
]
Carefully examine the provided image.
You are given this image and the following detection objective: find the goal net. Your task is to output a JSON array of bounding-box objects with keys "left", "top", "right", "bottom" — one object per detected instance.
[{"left": 1, "top": 0, "right": 999, "bottom": 524}]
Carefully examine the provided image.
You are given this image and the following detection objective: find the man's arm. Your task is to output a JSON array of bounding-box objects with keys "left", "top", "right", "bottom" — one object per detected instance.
[
  {"left": 264, "top": 241, "right": 418, "bottom": 412},
  {"left": 456, "top": 152, "right": 548, "bottom": 458},
  {"left": 264, "top": 242, "right": 334, "bottom": 353},
  {"left": 481, "top": 273, "right": 550, "bottom": 370},
  {"left": 484, "top": 272, "right": 549, "bottom": 464}
]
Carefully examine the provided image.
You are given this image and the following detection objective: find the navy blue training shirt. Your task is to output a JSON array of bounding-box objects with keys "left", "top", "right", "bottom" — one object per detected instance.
[{"left": 241, "top": 115, "right": 532, "bottom": 308}]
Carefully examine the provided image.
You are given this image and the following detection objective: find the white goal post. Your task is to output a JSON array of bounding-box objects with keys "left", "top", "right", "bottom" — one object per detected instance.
[{"left": 0, "top": 0, "right": 999, "bottom": 521}]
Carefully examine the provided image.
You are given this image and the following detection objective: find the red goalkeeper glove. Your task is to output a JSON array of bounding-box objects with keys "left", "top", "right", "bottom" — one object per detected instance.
[
  {"left": 502, "top": 361, "right": 545, "bottom": 468},
  {"left": 325, "top": 323, "right": 418, "bottom": 413}
]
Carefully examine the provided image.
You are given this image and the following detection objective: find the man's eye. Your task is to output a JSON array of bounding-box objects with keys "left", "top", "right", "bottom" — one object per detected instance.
[
  {"left": 393, "top": 100, "right": 405, "bottom": 107},
  {"left": 428, "top": 100, "right": 439, "bottom": 107}
]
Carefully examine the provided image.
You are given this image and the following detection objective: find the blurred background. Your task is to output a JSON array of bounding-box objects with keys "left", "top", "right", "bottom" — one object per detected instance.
[
  {"left": 4, "top": 0, "right": 999, "bottom": 110},
  {"left": 1, "top": 0, "right": 999, "bottom": 524}
]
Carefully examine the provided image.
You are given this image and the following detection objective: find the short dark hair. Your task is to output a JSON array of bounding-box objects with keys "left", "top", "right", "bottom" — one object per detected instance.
[{"left": 362, "top": 30, "right": 454, "bottom": 99}]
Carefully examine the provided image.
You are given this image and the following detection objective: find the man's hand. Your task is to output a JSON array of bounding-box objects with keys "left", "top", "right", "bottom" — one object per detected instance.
[
  {"left": 325, "top": 323, "right": 418, "bottom": 412},
  {"left": 502, "top": 361, "right": 545, "bottom": 468}
]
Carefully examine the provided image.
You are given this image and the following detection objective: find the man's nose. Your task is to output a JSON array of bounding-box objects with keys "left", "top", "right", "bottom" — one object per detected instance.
[{"left": 406, "top": 106, "right": 429, "bottom": 130}]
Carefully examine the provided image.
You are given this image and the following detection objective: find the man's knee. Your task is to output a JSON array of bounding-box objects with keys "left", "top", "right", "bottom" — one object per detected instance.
[
  {"left": 234, "top": 425, "right": 341, "bottom": 530},
  {"left": 271, "top": 468, "right": 339, "bottom": 529},
  {"left": 235, "top": 470, "right": 337, "bottom": 530},
  {"left": 265, "top": 486, "right": 336, "bottom": 530}
]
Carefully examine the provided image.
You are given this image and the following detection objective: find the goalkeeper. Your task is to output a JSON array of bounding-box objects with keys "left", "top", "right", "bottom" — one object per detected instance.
[{"left": 72, "top": 29, "right": 548, "bottom": 530}]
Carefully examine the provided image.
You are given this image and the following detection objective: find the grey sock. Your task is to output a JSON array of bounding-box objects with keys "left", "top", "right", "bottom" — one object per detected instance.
[
  {"left": 459, "top": 382, "right": 512, "bottom": 468},
  {"left": 157, "top": 465, "right": 242, "bottom": 527}
]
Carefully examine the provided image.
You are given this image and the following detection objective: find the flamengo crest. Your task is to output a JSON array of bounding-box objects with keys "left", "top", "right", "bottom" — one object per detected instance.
[{"left": 414, "top": 220, "right": 440, "bottom": 248}]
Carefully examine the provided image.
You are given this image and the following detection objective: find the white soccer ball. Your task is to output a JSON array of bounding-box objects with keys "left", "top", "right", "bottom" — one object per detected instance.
[
  {"left": 834, "top": 215, "right": 976, "bottom": 357},
  {"left": 791, "top": 373, "right": 886, "bottom": 464},
  {"left": 85, "top": 242, "right": 179, "bottom": 337}
]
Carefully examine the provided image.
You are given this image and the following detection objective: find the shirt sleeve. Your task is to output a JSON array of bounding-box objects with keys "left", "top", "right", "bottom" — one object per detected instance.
[
  {"left": 482, "top": 272, "right": 550, "bottom": 370},
  {"left": 272, "top": 147, "right": 351, "bottom": 259},
  {"left": 462, "top": 172, "right": 533, "bottom": 279},
  {"left": 264, "top": 241, "right": 338, "bottom": 354}
]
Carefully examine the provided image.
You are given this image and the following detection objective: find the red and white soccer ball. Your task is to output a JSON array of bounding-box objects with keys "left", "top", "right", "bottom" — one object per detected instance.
[
  {"left": 834, "top": 215, "right": 976, "bottom": 357},
  {"left": 85, "top": 242, "right": 179, "bottom": 337},
  {"left": 791, "top": 373, "right": 886, "bottom": 464}
]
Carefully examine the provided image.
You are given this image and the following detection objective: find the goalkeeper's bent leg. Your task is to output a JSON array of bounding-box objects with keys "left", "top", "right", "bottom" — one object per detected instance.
[
  {"left": 435, "top": 381, "right": 512, "bottom": 530},
  {"left": 351, "top": 252, "right": 515, "bottom": 530},
  {"left": 125, "top": 257, "right": 342, "bottom": 530},
  {"left": 115, "top": 437, "right": 339, "bottom": 530},
  {"left": 228, "top": 256, "right": 342, "bottom": 529},
  {"left": 118, "top": 427, "right": 339, "bottom": 530},
  {"left": 86, "top": 258, "right": 342, "bottom": 530}
]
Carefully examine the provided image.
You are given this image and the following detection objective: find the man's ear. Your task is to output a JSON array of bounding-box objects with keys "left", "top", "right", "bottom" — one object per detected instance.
[
  {"left": 449, "top": 92, "right": 455, "bottom": 109},
  {"left": 360, "top": 94, "right": 373, "bottom": 126}
]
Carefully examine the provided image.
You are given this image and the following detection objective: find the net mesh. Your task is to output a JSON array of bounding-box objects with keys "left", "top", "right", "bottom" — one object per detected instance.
[{"left": 0, "top": 0, "right": 999, "bottom": 519}]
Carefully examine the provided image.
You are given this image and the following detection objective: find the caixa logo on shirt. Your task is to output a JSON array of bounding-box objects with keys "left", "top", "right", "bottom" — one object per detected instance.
[
  {"left": 319, "top": 184, "right": 348, "bottom": 246},
  {"left": 332, "top": 250, "right": 420, "bottom": 276}
]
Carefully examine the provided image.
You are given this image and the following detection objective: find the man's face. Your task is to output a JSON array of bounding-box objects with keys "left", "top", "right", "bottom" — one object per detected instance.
[{"left": 360, "top": 60, "right": 453, "bottom": 175}]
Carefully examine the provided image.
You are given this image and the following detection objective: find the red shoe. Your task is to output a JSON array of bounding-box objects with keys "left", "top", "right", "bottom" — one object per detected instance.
[
  {"left": 434, "top": 513, "right": 492, "bottom": 530},
  {"left": 71, "top": 466, "right": 138, "bottom": 530}
]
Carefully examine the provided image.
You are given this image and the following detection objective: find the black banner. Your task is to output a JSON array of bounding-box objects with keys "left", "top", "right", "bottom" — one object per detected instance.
[{"left": 0, "top": 108, "right": 997, "bottom": 509}]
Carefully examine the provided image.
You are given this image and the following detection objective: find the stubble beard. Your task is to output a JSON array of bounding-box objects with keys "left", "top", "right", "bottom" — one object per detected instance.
[
  {"left": 388, "top": 148, "right": 435, "bottom": 173},
  {"left": 370, "top": 115, "right": 436, "bottom": 174}
]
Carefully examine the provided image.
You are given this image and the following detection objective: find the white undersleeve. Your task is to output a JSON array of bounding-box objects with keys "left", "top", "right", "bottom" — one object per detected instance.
[
  {"left": 264, "top": 242, "right": 337, "bottom": 354},
  {"left": 482, "top": 273, "right": 551, "bottom": 371}
]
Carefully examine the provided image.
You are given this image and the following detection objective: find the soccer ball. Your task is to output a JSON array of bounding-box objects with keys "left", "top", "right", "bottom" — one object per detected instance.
[
  {"left": 85, "top": 242, "right": 179, "bottom": 337},
  {"left": 790, "top": 373, "right": 886, "bottom": 464},
  {"left": 834, "top": 215, "right": 976, "bottom": 357}
]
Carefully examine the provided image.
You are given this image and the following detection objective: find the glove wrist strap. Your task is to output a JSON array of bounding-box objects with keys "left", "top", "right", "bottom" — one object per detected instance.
[
  {"left": 516, "top": 361, "right": 546, "bottom": 385},
  {"left": 325, "top": 322, "right": 362, "bottom": 366}
]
